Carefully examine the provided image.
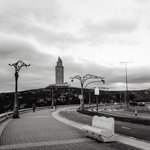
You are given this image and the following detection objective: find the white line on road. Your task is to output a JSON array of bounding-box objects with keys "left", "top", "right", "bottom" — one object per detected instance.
[{"left": 121, "top": 126, "right": 131, "bottom": 130}]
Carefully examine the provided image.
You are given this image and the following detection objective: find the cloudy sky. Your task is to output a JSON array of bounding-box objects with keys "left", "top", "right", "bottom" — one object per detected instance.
[{"left": 1, "top": 0, "right": 150, "bottom": 92}]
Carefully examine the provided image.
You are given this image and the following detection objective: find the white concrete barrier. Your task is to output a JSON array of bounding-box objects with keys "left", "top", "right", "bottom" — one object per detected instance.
[{"left": 82, "top": 116, "right": 116, "bottom": 142}]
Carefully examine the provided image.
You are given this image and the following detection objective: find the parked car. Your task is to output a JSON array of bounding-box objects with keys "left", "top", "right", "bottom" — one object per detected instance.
[
  {"left": 138, "top": 102, "right": 145, "bottom": 106},
  {"left": 113, "top": 102, "right": 118, "bottom": 105},
  {"left": 129, "top": 102, "right": 138, "bottom": 106}
]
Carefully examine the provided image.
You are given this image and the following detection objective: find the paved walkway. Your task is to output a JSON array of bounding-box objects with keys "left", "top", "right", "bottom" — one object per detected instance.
[{"left": 0, "top": 108, "right": 140, "bottom": 150}]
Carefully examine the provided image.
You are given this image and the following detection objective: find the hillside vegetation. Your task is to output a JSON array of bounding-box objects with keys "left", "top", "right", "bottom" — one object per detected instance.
[{"left": 0, "top": 86, "right": 150, "bottom": 114}]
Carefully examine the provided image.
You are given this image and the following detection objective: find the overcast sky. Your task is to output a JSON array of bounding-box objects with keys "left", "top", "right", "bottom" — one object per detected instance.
[{"left": 1, "top": 0, "right": 150, "bottom": 92}]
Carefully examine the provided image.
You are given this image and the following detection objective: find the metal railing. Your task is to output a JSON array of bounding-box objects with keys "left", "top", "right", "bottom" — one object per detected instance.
[{"left": 0, "top": 106, "right": 51, "bottom": 124}]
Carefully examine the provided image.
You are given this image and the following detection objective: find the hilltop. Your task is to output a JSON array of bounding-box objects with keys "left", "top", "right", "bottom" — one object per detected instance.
[{"left": 0, "top": 86, "right": 150, "bottom": 114}]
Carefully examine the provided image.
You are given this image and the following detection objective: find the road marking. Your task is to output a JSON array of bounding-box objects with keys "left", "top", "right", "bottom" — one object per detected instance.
[
  {"left": 121, "top": 126, "right": 131, "bottom": 130},
  {"left": 67, "top": 110, "right": 75, "bottom": 116}
]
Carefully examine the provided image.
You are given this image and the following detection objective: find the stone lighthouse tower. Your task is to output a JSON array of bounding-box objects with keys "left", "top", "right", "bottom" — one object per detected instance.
[{"left": 55, "top": 57, "right": 64, "bottom": 85}]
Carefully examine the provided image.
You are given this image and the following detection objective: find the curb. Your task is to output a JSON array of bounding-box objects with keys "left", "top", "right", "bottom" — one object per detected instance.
[{"left": 52, "top": 106, "right": 150, "bottom": 150}]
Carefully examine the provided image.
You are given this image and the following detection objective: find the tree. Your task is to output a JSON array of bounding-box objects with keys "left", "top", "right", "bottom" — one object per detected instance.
[{"left": 129, "top": 93, "right": 135, "bottom": 102}]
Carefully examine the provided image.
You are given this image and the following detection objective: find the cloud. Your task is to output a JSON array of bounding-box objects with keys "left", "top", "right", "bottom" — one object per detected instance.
[
  {"left": 81, "top": 18, "right": 139, "bottom": 45},
  {"left": 135, "top": 0, "right": 150, "bottom": 4},
  {"left": 0, "top": 0, "right": 150, "bottom": 92},
  {"left": 0, "top": 36, "right": 57, "bottom": 92},
  {"left": 0, "top": 0, "right": 60, "bottom": 25},
  {"left": 84, "top": 18, "right": 138, "bottom": 34},
  {"left": 1, "top": 38, "right": 150, "bottom": 92},
  {"left": 0, "top": 0, "right": 83, "bottom": 50},
  {"left": 63, "top": 57, "right": 150, "bottom": 90}
]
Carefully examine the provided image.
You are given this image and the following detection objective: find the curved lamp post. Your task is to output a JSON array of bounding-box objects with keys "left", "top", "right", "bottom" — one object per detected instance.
[
  {"left": 98, "top": 86, "right": 109, "bottom": 104},
  {"left": 84, "top": 80, "right": 105, "bottom": 105},
  {"left": 84, "top": 80, "right": 105, "bottom": 89},
  {"left": 70, "top": 74, "right": 105, "bottom": 110},
  {"left": 9, "top": 60, "right": 30, "bottom": 118}
]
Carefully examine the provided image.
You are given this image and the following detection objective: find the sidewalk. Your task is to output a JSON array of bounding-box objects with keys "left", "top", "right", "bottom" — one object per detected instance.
[{"left": 0, "top": 108, "right": 140, "bottom": 150}]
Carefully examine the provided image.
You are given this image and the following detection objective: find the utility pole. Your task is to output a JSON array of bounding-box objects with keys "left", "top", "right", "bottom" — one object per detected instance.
[{"left": 120, "top": 62, "right": 131, "bottom": 108}]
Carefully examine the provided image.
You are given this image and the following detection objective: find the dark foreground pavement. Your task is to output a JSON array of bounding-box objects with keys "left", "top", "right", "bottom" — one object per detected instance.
[{"left": 0, "top": 108, "right": 141, "bottom": 150}]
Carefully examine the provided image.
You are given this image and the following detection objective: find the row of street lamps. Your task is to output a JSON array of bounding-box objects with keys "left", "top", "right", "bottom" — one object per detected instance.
[
  {"left": 9, "top": 60, "right": 129, "bottom": 118},
  {"left": 70, "top": 62, "right": 131, "bottom": 110}
]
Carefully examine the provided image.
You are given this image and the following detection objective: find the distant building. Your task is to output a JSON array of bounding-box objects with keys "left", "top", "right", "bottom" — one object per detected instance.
[
  {"left": 55, "top": 57, "right": 64, "bottom": 85},
  {"left": 49, "top": 57, "right": 69, "bottom": 87}
]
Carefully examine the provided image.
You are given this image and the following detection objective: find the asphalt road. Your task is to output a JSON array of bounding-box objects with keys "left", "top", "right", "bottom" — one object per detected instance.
[{"left": 59, "top": 108, "right": 150, "bottom": 142}]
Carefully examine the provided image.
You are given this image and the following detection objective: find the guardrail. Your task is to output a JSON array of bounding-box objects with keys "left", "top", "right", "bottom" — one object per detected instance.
[{"left": 0, "top": 106, "right": 51, "bottom": 124}]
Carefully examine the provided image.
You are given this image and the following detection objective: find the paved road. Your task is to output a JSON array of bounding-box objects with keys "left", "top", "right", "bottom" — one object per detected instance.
[
  {"left": 0, "top": 108, "right": 140, "bottom": 150},
  {"left": 59, "top": 108, "right": 150, "bottom": 142},
  {"left": 89, "top": 105, "right": 150, "bottom": 119}
]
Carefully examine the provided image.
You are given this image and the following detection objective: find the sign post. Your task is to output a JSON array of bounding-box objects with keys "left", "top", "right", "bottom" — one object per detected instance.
[
  {"left": 79, "top": 95, "right": 83, "bottom": 109},
  {"left": 95, "top": 87, "right": 99, "bottom": 113}
]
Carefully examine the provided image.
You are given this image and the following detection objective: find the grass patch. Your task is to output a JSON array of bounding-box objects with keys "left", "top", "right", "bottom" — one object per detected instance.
[{"left": 125, "top": 106, "right": 150, "bottom": 114}]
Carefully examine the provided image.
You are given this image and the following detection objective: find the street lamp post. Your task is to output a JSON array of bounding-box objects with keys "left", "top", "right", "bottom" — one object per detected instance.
[
  {"left": 70, "top": 74, "right": 105, "bottom": 110},
  {"left": 49, "top": 84, "right": 57, "bottom": 108},
  {"left": 89, "top": 90, "right": 91, "bottom": 105},
  {"left": 52, "top": 88, "right": 54, "bottom": 107},
  {"left": 84, "top": 80, "right": 105, "bottom": 105},
  {"left": 94, "top": 87, "right": 100, "bottom": 113},
  {"left": 52, "top": 85, "right": 56, "bottom": 108},
  {"left": 120, "top": 62, "right": 131, "bottom": 108},
  {"left": 98, "top": 86, "right": 109, "bottom": 104},
  {"left": 9, "top": 60, "right": 30, "bottom": 118}
]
